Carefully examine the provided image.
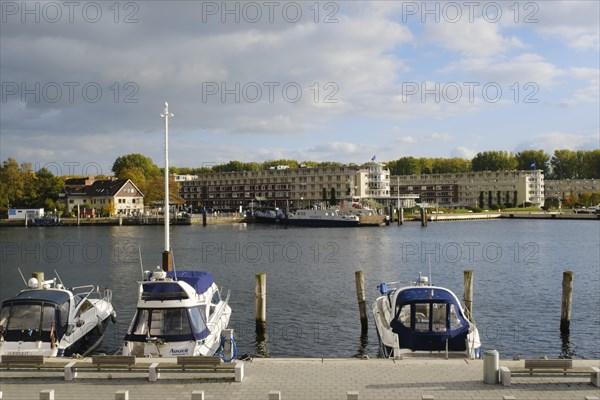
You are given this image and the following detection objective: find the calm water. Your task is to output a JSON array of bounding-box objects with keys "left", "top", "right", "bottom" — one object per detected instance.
[{"left": 1, "top": 219, "right": 599, "bottom": 359}]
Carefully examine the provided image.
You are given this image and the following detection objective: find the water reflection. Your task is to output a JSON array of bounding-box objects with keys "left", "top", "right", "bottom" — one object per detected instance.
[
  {"left": 253, "top": 320, "right": 270, "bottom": 357},
  {"left": 560, "top": 331, "right": 577, "bottom": 359},
  {"left": 352, "top": 332, "right": 369, "bottom": 358}
]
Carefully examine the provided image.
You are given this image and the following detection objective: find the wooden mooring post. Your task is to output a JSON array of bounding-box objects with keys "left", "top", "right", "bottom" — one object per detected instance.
[
  {"left": 255, "top": 272, "right": 267, "bottom": 335},
  {"left": 202, "top": 211, "right": 207, "bottom": 226},
  {"left": 420, "top": 207, "right": 427, "bottom": 226},
  {"left": 355, "top": 271, "right": 368, "bottom": 333},
  {"left": 560, "top": 271, "right": 574, "bottom": 332},
  {"left": 398, "top": 208, "right": 404, "bottom": 226},
  {"left": 463, "top": 270, "right": 474, "bottom": 322}
]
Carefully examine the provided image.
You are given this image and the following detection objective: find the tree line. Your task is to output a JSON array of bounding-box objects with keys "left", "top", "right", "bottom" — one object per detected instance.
[{"left": 386, "top": 149, "right": 600, "bottom": 179}]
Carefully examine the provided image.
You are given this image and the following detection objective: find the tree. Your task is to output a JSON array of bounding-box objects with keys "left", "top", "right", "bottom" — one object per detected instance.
[
  {"left": 515, "top": 150, "right": 550, "bottom": 174},
  {"left": 550, "top": 149, "right": 579, "bottom": 179},
  {"left": 322, "top": 187, "right": 327, "bottom": 203},
  {"left": 329, "top": 187, "right": 337, "bottom": 206},
  {"left": 112, "top": 154, "right": 160, "bottom": 179},
  {"left": 580, "top": 149, "right": 600, "bottom": 179},
  {"left": 472, "top": 151, "right": 517, "bottom": 171}
]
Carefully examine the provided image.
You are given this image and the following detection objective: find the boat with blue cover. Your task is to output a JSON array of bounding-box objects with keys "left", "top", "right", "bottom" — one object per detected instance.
[
  {"left": 372, "top": 274, "right": 481, "bottom": 359},
  {"left": 122, "top": 268, "right": 232, "bottom": 358},
  {"left": 121, "top": 102, "right": 234, "bottom": 360},
  {"left": 0, "top": 271, "right": 116, "bottom": 356}
]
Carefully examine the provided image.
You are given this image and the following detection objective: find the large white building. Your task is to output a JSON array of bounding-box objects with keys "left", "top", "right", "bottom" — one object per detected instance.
[
  {"left": 392, "top": 170, "right": 544, "bottom": 208},
  {"left": 177, "top": 162, "right": 391, "bottom": 211}
]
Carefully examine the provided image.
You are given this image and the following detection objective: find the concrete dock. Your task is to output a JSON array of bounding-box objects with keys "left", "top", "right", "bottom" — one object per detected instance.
[{"left": 1, "top": 358, "right": 599, "bottom": 400}]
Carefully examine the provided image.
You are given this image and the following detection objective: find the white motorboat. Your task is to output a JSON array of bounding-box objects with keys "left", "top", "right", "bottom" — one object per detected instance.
[
  {"left": 122, "top": 102, "right": 235, "bottom": 360},
  {"left": 372, "top": 274, "right": 481, "bottom": 359},
  {"left": 0, "top": 271, "right": 116, "bottom": 357},
  {"left": 122, "top": 268, "right": 233, "bottom": 358},
  {"left": 287, "top": 207, "right": 360, "bottom": 227}
]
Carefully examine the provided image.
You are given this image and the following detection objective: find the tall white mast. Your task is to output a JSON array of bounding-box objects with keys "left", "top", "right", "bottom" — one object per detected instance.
[{"left": 161, "top": 102, "right": 174, "bottom": 271}]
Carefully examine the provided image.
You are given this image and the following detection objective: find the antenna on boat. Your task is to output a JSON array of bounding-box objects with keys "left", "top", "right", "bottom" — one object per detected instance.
[
  {"left": 54, "top": 269, "right": 65, "bottom": 287},
  {"left": 428, "top": 255, "right": 432, "bottom": 286},
  {"left": 17, "top": 267, "right": 27, "bottom": 285},
  {"left": 161, "top": 101, "right": 174, "bottom": 272},
  {"left": 138, "top": 246, "right": 145, "bottom": 279}
]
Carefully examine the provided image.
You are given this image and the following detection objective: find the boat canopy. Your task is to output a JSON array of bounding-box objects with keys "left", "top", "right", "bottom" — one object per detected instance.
[
  {"left": 10, "top": 289, "right": 71, "bottom": 305},
  {"left": 389, "top": 287, "right": 471, "bottom": 352},
  {"left": 0, "top": 290, "right": 71, "bottom": 342},
  {"left": 143, "top": 271, "right": 214, "bottom": 296}
]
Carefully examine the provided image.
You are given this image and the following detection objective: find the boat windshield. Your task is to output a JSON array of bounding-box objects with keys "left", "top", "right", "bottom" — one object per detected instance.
[
  {"left": 0, "top": 302, "right": 62, "bottom": 342},
  {"left": 396, "top": 301, "right": 463, "bottom": 333},
  {"left": 127, "top": 306, "right": 209, "bottom": 340}
]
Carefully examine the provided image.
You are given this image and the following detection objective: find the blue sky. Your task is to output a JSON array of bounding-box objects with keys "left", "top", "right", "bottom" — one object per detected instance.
[{"left": 1, "top": 1, "right": 598, "bottom": 176}]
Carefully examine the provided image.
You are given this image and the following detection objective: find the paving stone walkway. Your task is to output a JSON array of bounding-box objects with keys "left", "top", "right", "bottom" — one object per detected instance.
[{"left": 1, "top": 358, "right": 599, "bottom": 400}]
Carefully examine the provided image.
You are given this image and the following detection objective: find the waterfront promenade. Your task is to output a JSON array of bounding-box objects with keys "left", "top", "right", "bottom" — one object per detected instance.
[{"left": 1, "top": 358, "right": 599, "bottom": 400}]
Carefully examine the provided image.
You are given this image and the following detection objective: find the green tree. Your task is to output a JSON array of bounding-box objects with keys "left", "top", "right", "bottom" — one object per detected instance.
[
  {"left": 329, "top": 187, "right": 337, "bottom": 205},
  {"left": 112, "top": 154, "right": 160, "bottom": 179},
  {"left": 515, "top": 150, "right": 550, "bottom": 174},
  {"left": 322, "top": 187, "right": 327, "bottom": 203},
  {"left": 472, "top": 151, "right": 517, "bottom": 171},
  {"left": 580, "top": 149, "right": 600, "bottom": 179},
  {"left": 550, "top": 149, "right": 579, "bottom": 179}
]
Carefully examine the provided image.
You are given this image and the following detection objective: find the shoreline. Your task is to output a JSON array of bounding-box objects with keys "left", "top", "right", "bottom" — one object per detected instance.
[{"left": 0, "top": 211, "right": 597, "bottom": 227}]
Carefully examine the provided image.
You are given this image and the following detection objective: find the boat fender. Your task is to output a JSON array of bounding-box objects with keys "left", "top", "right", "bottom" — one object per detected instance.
[
  {"left": 110, "top": 311, "right": 117, "bottom": 324},
  {"left": 378, "top": 283, "right": 388, "bottom": 295},
  {"left": 216, "top": 333, "right": 237, "bottom": 363}
]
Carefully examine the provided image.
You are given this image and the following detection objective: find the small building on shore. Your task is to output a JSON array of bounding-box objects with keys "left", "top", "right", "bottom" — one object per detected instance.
[{"left": 59, "top": 177, "right": 144, "bottom": 216}]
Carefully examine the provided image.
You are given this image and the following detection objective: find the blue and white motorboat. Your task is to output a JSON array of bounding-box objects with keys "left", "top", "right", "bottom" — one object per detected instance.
[
  {"left": 372, "top": 274, "right": 481, "bottom": 359},
  {"left": 122, "top": 268, "right": 233, "bottom": 358},
  {"left": 0, "top": 271, "right": 116, "bottom": 357},
  {"left": 121, "top": 102, "right": 235, "bottom": 360}
]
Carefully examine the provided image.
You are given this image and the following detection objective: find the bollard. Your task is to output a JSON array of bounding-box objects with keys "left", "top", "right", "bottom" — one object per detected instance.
[
  {"left": 268, "top": 391, "right": 281, "bottom": 400},
  {"left": 191, "top": 391, "right": 205, "bottom": 400},
  {"left": 115, "top": 390, "right": 129, "bottom": 400},
  {"left": 560, "top": 271, "right": 574, "bottom": 332},
  {"left": 483, "top": 350, "right": 499, "bottom": 384},
  {"left": 355, "top": 271, "right": 368, "bottom": 333},
  {"left": 39, "top": 390, "right": 54, "bottom": 400},
  {"left": 256, "top": 273, "right": 267, "bottom": 335}
]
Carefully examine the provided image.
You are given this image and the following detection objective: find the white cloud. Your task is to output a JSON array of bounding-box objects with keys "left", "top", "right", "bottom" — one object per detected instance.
[{"left": 424, "top": 18, "right": 524, "bottom": 58}]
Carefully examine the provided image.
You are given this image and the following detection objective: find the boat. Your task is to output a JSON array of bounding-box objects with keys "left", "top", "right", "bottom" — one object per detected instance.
[
  {"left": 372, "top": 273, "right": 481, "bottom": 359},
  {"left": 339, "top": 201, "right": 388, "bottom": 226},
  {"left": 121, "top": 102, "right": 235, "bottom": 360},
  {"left": 121, "top": 268, "right": 233, "bottom": 358},
  {"left": 0, "top": 271, "right": 116, "bottom": 357},
  {"left": 253, "top": 209, "right": 285, "bottom": 224},
  {"left": 287, "top": 207, "right": 360, "bottom": 227}
]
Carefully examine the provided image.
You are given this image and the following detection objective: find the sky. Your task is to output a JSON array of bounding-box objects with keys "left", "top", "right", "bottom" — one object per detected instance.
[{"left": 1, "top": 0, "right": 599, "bottom": 176}]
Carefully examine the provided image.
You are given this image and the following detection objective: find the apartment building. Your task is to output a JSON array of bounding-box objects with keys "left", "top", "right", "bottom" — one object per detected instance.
[
  {"left": 545, "top": 179, "right": 599, "bottom": 200},
  {"left": 391, "top": 170, "right": 544, "bottom": 208},
  {"left": 178, "top": 162, "right": 391, "bottom": 211}
]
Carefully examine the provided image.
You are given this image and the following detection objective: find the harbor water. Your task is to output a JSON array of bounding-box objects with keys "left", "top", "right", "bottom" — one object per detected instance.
[{"left": 0, "top": 219, "right": 598, "bottom": 359}]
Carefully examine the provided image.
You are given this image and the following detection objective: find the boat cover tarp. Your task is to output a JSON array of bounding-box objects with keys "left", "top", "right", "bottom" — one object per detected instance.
[
  {"left": 144, "top": 271, "right": 214, "bottom": 295},
  {"left": 390, "top": 287, "right": 470, "bottom": 352},
  {"left": 6, "top": 289, "right": 71, "bottom": 305}
]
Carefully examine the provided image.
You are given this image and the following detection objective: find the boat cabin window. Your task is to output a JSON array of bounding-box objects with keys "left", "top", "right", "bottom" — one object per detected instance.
[
  {"left": 0, "top": 303, "right": 58, "bottom": 342},
  {"left": 449, "top": 304, "right": 462, "bottom": 330},
  {"left": 414, "top": 303, "right": 430, "bottom": 332},
  {"left": 149, "top": 309, "right": 193, "bottom": 337},
  {"left": 75, "top": 299, "right": 94, "bottom": 318},
  {"left": 208, "top": 289, "right": 220, "bottom": 318},
  {"left": 131, "top": 309, "right": 149, "bottom": 335},
  {"left": 397, "top": 304, "right": 411, "bottom": 328},
  {"left": 397, "top": 302, "right": 464, "bottom": 333}
]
